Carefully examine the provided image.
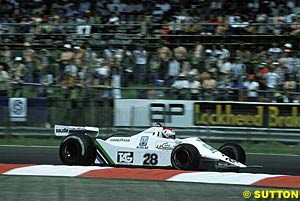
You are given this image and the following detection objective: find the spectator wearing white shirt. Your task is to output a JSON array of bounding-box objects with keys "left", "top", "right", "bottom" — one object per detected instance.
[
  {"left": 268, "top": 43, "right": 282, "bottom": 60},
  {"left": 218, "top": 57, "right": 231, "bottom": 75},
  {"left": 171, "top": 74, "right": 189, "bottom": 100},
  {"left": 264, "top": 67, "right": 280, "bottom": 100},
  {"left": 103, "top": 45, "right": 114, "bottom": 62},
  {"left": 64, "top": 60, "right": 78, "bottom": 78},
  {"left": 273, "top": 62, "right": 286, "bottom": 90},
  {"left": 228, "top": 15, "right": 250, "bottom": 35},
  {"left": 76, "top": 12, "right": 92, "bottom": 36},
  {"left": 244, "top": 74, "right": 259, "bottom": 102},
  {"left": 167, "top": 57, "right": 180, "bottom": 86},
  {"left": 133, "top": 45, "right": 148, "bottom": 84},
  {"left": 220, "top": 45, "right": 230, "bottom": 59},
  {"left": 38, "top": 68, "right": 54, "bottom": 97},
  {"left": 108, "top": 13, "right": 120, "bottom": 25},
  {"left": 230, "top": 57, "right": 246, "bottom": 81},
  {"left": 0, "top": 63, "right": 9, "bottom": 96},
  {"left": 103, "top": 12, "right": 120, "bottom": 34},
  {"left": 189, "top": 76, "right": 201, "bottom": 100}
]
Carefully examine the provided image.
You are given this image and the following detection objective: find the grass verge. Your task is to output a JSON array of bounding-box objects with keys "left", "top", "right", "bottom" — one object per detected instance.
[{"left": 0, "top": 137, "right": 61, "bottom": 146}]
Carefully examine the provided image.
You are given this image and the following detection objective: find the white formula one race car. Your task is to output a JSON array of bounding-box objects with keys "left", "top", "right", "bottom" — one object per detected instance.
[{"left": 55, "top": 124, "right": 247, "bottom": 171}]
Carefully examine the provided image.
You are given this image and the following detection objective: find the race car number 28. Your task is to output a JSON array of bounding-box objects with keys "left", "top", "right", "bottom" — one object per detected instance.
[{"left": 143, "top": 153, "right": 158, "bottom": 165}]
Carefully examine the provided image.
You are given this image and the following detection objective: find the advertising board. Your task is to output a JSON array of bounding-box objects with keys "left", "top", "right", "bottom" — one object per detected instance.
[{"left": 114, "top": 99, "right": 300, "bottom": 128}]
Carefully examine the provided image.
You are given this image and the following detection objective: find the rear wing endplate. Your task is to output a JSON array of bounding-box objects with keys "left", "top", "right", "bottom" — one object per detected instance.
[{"left": 54, "top": 125, "right": 99, "bottom": 137}]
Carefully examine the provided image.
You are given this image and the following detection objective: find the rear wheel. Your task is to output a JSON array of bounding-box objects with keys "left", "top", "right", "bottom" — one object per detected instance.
[
  {"left": 171, "top": 144, "right": 201, "bottom": 170},
  {"left": 218, "top": 143, "right": 246, "bottom": 164},
  {"left": 59, "top": 133, "right": 96, "bottom": 166}
]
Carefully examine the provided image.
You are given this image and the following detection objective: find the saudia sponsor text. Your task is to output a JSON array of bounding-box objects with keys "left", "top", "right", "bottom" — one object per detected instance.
[
  {"left": 56, "top": 128, "right": 68, "bottom": 133},
  {"left": 194, "top": 104, "right": 300, "bottom": 127}
]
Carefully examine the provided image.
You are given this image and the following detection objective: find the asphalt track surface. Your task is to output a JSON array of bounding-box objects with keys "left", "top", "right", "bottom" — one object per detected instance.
[
  {"left": 0, "top": 146, "right": 300, "bottom": 201},
  {"left": 1, "top": 145, "right": 300, "bottom": 176}
]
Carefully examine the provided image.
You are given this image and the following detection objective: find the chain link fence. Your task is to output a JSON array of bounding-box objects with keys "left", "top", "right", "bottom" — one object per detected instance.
[{"left": 1, "top": 102, "right": 300, "bottom": 143}]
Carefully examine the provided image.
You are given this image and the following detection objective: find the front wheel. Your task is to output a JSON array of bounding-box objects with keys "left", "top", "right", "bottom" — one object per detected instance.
[
  {"left": 59, "top": 133, "right": 96, "bottom": 166},
  {"left": 171, "top": 144, "right": 201, "bottom": 170},
  {"left": 218, "top": 143, "right": 246, "bottom": 164}
]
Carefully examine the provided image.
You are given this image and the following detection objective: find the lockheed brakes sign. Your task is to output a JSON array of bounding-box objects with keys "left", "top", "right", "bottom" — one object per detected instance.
[{"left": 193, "top": 102, "right": 300, "bottom": 128}]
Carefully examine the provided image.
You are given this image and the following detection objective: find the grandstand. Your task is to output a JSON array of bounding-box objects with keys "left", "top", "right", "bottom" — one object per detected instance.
[{"left": 1, "top": 0, "right": 300, "bottom": 103}]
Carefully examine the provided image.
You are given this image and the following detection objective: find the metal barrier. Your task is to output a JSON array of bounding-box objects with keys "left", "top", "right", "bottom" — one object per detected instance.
[
  {"left": 2, "top": 83, "right": 300, "bottom": 143},
  {"left": 1, "top": 110, "right": 300, "bottom": 143},
  {"left": 1, "top": 126, "right": 300, "bottom": 143},
  {"left": 1, "top": 101, "right": 300, "bottom": 143},
  {"left": 1, "top": 22, "right": 300, "bottom": 47}
]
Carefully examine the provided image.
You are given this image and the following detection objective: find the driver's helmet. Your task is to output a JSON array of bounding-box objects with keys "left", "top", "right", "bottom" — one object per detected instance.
[{"left": 162, "top": 128, "right": 176, "bottom": 139}]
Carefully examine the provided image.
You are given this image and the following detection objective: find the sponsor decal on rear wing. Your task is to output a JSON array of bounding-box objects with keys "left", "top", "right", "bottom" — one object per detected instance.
[{"left": 54, "top": 125, "right": 99, "bottom": 137}]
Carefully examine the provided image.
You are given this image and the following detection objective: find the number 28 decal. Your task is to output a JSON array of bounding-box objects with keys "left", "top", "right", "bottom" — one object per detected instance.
[{"left": 143, "top": 153, "right": 158, "bottom": 165}]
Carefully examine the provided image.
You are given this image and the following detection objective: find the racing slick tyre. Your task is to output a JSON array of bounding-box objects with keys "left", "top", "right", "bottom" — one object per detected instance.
[
  {"left": 59, "top": 133, "right": 96, "bottom": 166},
  {"left": 218, "top": 143, "right": 246, "bottom": 164},
  {"left": 171, "top": 144, "right": 201, "bottom": 170}
]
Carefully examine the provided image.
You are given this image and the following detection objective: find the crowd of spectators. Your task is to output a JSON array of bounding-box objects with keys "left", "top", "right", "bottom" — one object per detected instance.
[
  {"left": 1, "top": 41, "right": 300, "bottom": 102},
  {"left": 1, "top": 0, "right": 300, "bottom": 102},
  {"left": 1, "top": 0, "right": 300, "bottom": 42}
]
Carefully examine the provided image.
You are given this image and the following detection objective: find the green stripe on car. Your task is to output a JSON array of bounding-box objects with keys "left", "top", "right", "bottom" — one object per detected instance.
[{"left": 95, "top": 140, "right": 115, "bottom": 165}]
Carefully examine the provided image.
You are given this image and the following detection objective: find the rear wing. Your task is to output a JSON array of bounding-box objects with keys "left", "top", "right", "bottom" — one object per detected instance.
[{"left": 54, "top": 125, "right": 99, "bottom": 137}]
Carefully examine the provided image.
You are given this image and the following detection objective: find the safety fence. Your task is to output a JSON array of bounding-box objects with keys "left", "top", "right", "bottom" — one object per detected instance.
[
  {"left": 1, "top": 100, "right": 300, "bottom": 143},
  {"left": 1, "top": 22, "right": 300, "bottom": 48},
  {"left": 3, "top": 82, "right": 300, "bottom": 103},
  {"left": 1, "top": 126, "right": 300, "bottom": 143}
]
